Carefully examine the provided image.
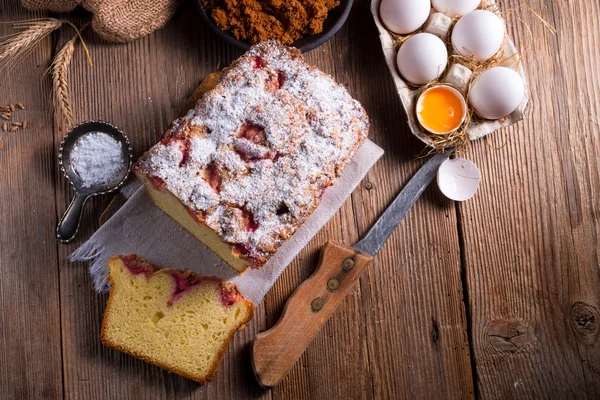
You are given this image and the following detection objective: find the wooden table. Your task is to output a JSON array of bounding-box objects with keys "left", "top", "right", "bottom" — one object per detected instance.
[{"left": 1, "top": 1, "right": 599, "bottom": 398}]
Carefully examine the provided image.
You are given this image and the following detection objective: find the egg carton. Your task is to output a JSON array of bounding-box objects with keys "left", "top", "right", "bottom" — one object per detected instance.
[{"left": 370, "top": 0, "right": 529, "bottom": 147}]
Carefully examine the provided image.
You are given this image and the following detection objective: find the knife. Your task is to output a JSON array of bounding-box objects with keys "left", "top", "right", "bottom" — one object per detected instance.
[{"left": 251, "top": 150, "right": 452, "bottom": 387}]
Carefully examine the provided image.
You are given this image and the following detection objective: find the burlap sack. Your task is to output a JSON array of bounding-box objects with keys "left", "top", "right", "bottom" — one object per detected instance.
[{"left": 21, "top": 0, "right": 180, "bottom": 42}]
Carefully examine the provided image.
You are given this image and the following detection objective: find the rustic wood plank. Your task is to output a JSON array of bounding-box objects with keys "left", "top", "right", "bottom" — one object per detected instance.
[
  {"left": 266, "top": 1, "right": 474, "bottom": 398},
  {"left": 0, "top": 5, "right": 63, "bottom": 400},
  {"left": 14, "top": 0, "right": 600, "bottom": 398},
  {"left": 54, "top": 5, "right": 269, "bottom": 399},
  {"left": 460, "top": 0, "right": 600, "bottom": 398}
]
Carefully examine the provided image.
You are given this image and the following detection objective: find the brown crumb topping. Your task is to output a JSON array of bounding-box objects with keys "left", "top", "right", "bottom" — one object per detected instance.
[{"left": 203, "top": 0, "right": 341, "bottom": 45}]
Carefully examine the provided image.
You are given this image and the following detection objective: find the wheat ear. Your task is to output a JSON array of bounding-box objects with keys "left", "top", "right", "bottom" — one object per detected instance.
[
  {"left": 0, "top": 19, "right": 64, "bottom": 74},
  {"left": 50, "top": 35, "right": 77, "bottom": 130}
]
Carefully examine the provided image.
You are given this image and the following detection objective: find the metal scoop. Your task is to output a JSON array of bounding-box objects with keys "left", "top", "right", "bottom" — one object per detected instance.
[{"left": 56, "top": 120, "right": 132, "bottom": 243}]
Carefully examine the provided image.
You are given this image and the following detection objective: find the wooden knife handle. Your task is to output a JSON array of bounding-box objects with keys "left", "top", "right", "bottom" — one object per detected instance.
[{"left": 251, "top": 240, "right": 374, "bottom": 388}]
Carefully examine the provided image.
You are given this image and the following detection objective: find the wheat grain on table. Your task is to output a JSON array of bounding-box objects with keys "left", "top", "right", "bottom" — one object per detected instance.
[{"left": 0, "top": 0, "right": 599, "bottom": 399}]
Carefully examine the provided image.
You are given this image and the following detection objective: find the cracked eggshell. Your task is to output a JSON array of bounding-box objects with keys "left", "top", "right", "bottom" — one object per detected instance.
[
  {"left": 396, "top": 33, "right": 448, "bottom": 85},
  {"left": 380, "top": 0, "right": 432, "bottom": 35},
  {"left": 469, "top": 67, "right": 525, "bottom": 120},
  {"left": 437, "top": 158, "right": 481, "bottom": 201},
  {"left": 432, "top": 0, "right": 481, "bottom": 17},
  {"left": 451, "top": 10, "right": 505, "bottom": 61}
]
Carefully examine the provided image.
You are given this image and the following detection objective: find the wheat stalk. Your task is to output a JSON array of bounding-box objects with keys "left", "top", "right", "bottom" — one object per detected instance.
[
  {"left": 0, "top": 19, "right": 93, "bottom": 130},
  {"left": 0, "top": 19, "right": 64, "bottom": 74},
  {"left": 49, "top": 23, "right": 93, "bottom": 131},
  {"left": 50, "top": 35, "right": 77, "bottom": 130}
]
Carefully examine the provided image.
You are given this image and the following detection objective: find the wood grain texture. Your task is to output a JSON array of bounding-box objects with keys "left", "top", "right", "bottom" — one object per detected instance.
[
  {"left": 458, "top": 0, "right": 600, "bottom": 398},
  {"left": 0, "top": 5, "right": 64, "bottom": 400},
  {"left": 1, "top": 0, "right": 599, "bottom": 398}
]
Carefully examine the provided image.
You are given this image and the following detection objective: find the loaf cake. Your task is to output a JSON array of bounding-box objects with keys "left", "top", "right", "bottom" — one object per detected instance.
[
  {"left": 101, "top": 255, "right": 253, "bottom": 384},
  {"left": 134, "top": 41, "right": 370, "bottom": 272}
]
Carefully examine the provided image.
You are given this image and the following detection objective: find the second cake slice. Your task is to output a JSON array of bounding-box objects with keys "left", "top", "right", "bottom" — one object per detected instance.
[{"left": 101, "top": 255, "right": 253, "bottom": 383}]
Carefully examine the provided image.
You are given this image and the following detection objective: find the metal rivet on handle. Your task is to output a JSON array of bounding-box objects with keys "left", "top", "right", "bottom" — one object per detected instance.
[
  {"left": 342, "top": 257, "right": 355, "bottom": 271},
  {"left": 311, "top": 297, "right": 324, "bottom": 312},
  {"left": 327, "top": 278, "right": 339, "bottom": 292}
]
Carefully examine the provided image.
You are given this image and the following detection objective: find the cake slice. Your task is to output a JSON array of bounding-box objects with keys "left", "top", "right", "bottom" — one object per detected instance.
[
  {"left": 133, "top": 40, "right": 369, "bottom": 272},
  {"left": 101, "top": 255, "right": 254, "bottom": 384}
]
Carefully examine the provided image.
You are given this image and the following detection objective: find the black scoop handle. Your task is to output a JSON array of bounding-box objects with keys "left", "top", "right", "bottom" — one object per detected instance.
[{"left": 56, "top": 192, "right": 89, "bottom": 243}]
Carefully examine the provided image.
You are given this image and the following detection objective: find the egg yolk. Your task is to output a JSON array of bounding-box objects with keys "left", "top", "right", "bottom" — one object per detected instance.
[{"left": 418, "top": 87, "right": 465, "bottom": 133}]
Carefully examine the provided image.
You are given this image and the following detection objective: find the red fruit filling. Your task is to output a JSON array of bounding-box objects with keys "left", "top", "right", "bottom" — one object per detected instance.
[
  {"left": 178, "top": 139, "right": 192, "bottom": 167},
  {"left": 186, "top": 206, "right": 206, "bottom": 223},
  {"left": 232, "top": 243, "right": 250, "bottom": 256},
  {"left": 253, "top": 56, "right": 266, "bottom": 69},
  {"left": 234, "top": 146, "right": 255, "bottom": 162},
  {"left": 121, "top": 255, "right": 243, "bottom": 308},
  {"left": 120, "top": 255, "right": 156, "bottom": 276},
  {"left": 277, "top": 70, "right": 286, "bottom": 88},
  {"left": 240, "top": 209, "right": 259, "bottom": 232},
  {"left": 160, "top": 128, "right": 182, "bottom": 145},
  {"left": 232, "top": 244, "right": 262, "bottom": 267},
  {"left": 238, "top": 123, "right": 266, "bottom": 145},
  {"left": 167, "top": 270, "right": 202, "bottom": 303},
  {"left": 220, "top": 287, "right": 242, "bottom": 307},
  {"left": 204, "top": 162, "right": 222, "bottom": 192},
  {"left": 149, "top": 175, "right": 167, "bottom": 192},
  {"left": 235, "top": 123, "right": 281, "bottom": 162},
  {"left": 266, "top": 70, "right": 286, "bottom": 91},
  {"left": 235, "top": 147, "right": 279, "bottom": 163},
  {"left": 160, "top": 133, "right": 191, "bottom": 168}
]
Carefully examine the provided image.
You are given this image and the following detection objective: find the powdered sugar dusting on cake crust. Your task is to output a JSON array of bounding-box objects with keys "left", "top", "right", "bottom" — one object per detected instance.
[
  {"left": 134, "top": 41, "right": 369, "bottom": 266},
  {"left": 189, "top": 137, "right": 216, "bottom": 165}
]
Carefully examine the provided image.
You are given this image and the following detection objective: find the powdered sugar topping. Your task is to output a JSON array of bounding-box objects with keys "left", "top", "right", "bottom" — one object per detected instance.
[
  {"left": 135, "top": 41, "right": 369, "bottom": 265},
  {"left": 71, "top": 132, "right": 124, "bottom": 188}
]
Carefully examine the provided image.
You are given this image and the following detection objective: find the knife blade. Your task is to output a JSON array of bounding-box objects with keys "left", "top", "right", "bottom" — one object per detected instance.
[
  {"left": 251, "top": 150, "right": 452, "bottom": 388},
  {"left": 353, "top": 150, "right": 452, "bottom": 255}
]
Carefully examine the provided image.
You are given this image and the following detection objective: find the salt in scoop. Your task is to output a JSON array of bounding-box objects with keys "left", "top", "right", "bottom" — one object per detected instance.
[{"left": 57, "top": 121, "right": 132, "bottom": 243}]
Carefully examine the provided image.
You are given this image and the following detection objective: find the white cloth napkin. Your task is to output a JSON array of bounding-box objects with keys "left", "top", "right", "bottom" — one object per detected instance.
[{"left": 70, "top": 140, "right": 383, "bottom": 305}]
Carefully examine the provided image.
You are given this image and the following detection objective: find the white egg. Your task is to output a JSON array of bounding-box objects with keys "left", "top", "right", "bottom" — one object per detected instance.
[
  {"left": 380, "top": 0, "right": 432, "bottom": 35},
  {"left": 396, "top": 33, "right": 448, "bottom": 85},
  {"left": 469, "top": 67, "right": 525, "bottom": 120},
  {"left": 451, "top": 10, "right": 505, "bottom": 61},
  {"left": 437, "top": 158, "right": 481, "bottom": 201},
  {"left": 432, "top": 0, "right": 481, "bottom": 17}
]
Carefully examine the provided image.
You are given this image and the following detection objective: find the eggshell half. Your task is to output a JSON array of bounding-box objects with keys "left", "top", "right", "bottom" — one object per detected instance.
[{"left": 437, "top": 158, "right": 481, "bottom": 201}]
